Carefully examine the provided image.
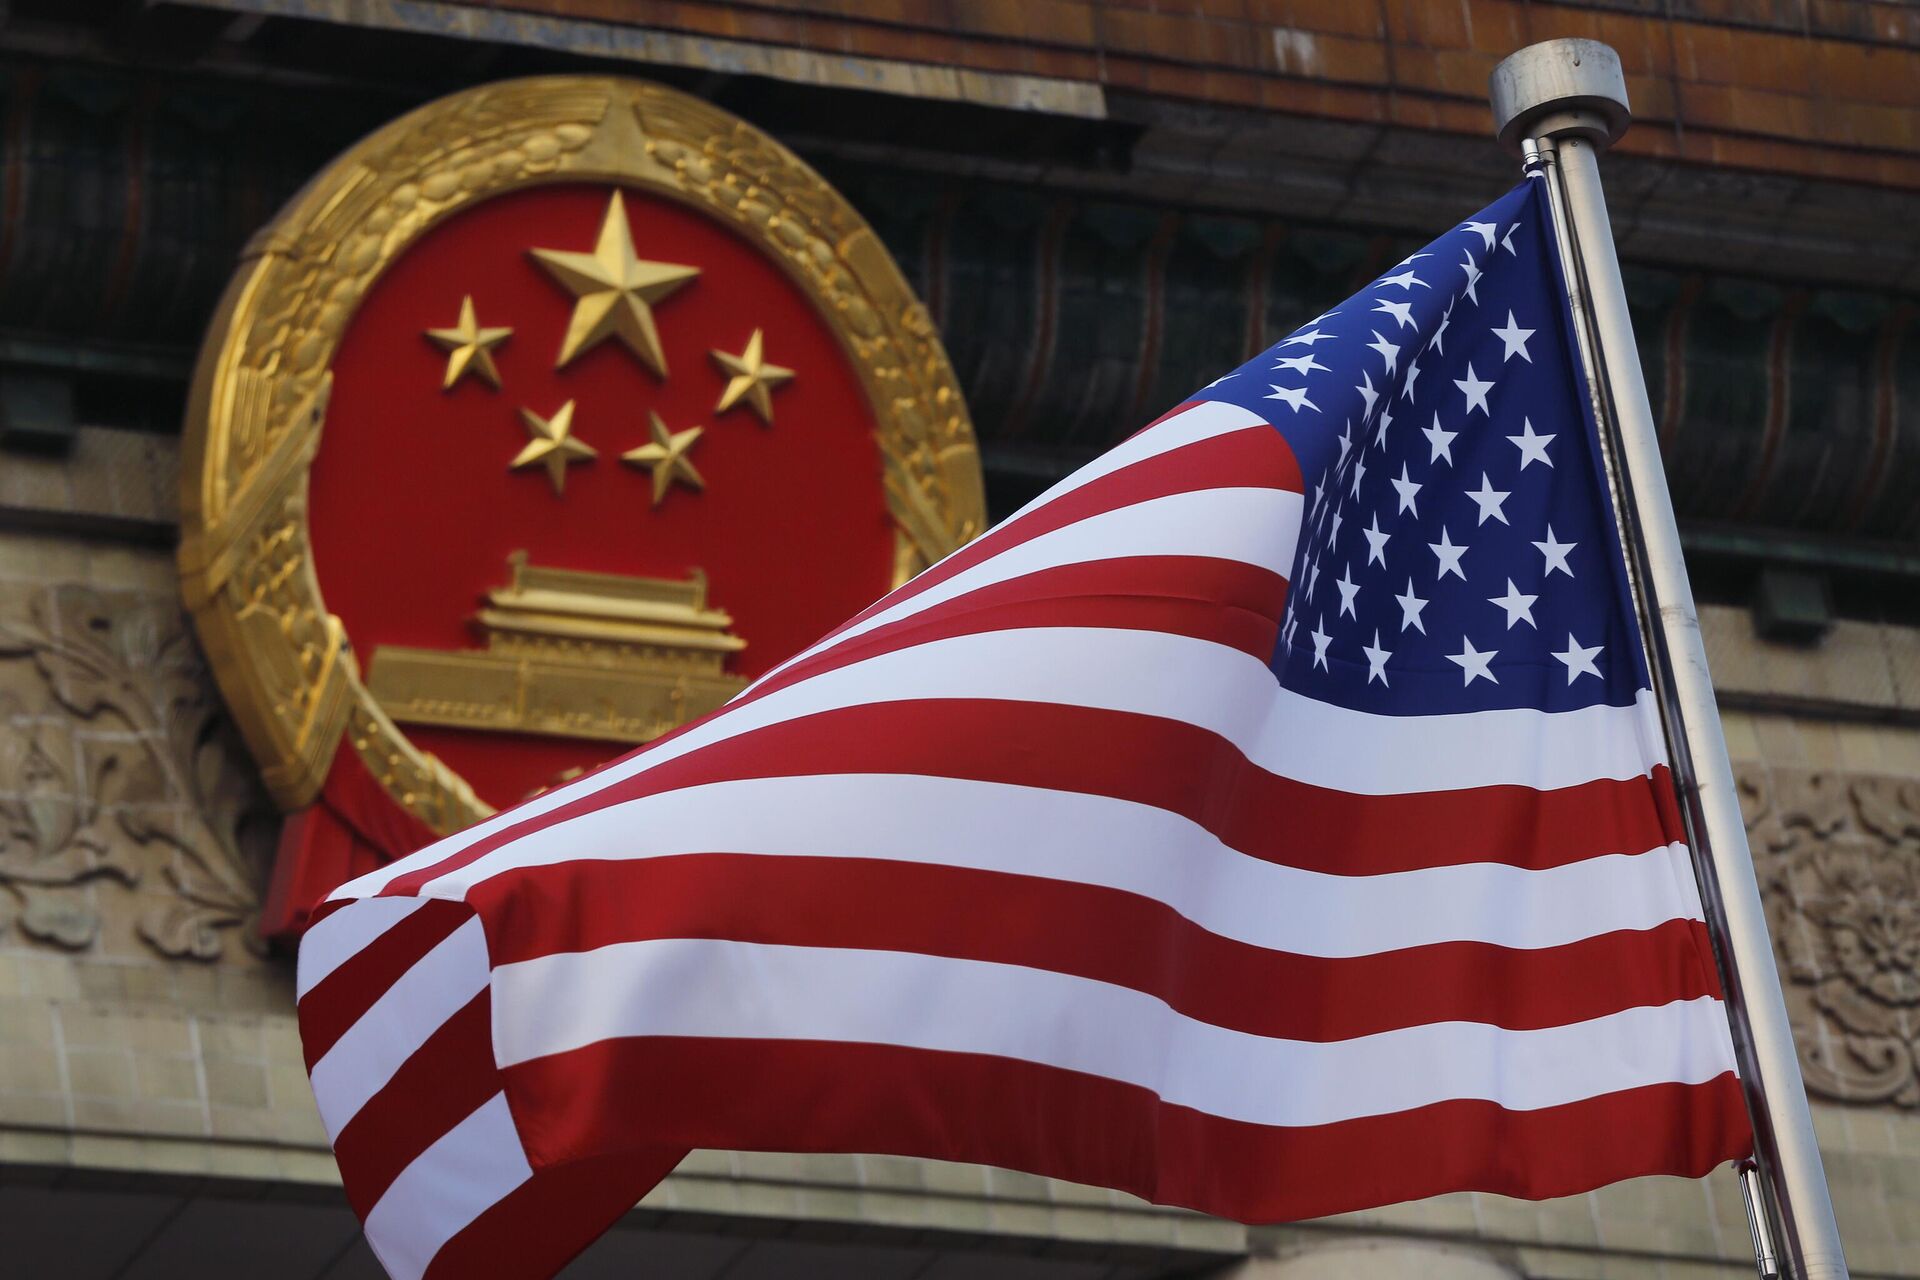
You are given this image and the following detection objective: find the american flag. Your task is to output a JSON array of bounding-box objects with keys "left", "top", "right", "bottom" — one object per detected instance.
[{"left": 297, "top": 177, "right": 1751, "bottom": 1280}]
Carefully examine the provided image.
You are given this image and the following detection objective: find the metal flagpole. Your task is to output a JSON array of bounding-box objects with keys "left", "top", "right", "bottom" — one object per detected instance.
[{"left": 1486, "top": 38, "right": 1851, "bottom": 1280}]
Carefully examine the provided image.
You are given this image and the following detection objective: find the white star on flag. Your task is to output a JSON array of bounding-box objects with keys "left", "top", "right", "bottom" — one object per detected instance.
[
  {"left": 1274, "top": 353, "right": 1330, "bottom": 375},
  {"left": 1534, "top": 525, "right": 1577, "bottom": 577},
  {"left": 1460, "top": 251, "right": 1483, "bottom": 303},
  {"left": 1362, "top": 514, "right": 1390, "bottom": 566},
  {"left": 1508, "top": 418, "right": 1555, "bottom": 468},
  {"left": 1466, "top": 473, "right": 1511, "bottom": 526},
  {"left": 1363, "top": 630, "right": 1392, "bottom": 686},
  {"left": 1390, "top": 463, "right": 1422, "bottom": 516},
  {"left": 1356, "top": 370, "right": 1379, "bottom": 419},
  {"left": 1267, "top": 384, "right": 1318, "bottom": 413},
  {"left": 1367, "top": 331, "right": 1400, "bottom": 375},
  {"left": 1430, "top": 526, "right": 1468, "bottom": 580},
  {"left": 1373, "top": 403, "right": 1395, "bottom": 448},
  {"left": 1492, "top": 311, "right": 1535, "bottom": 362},
  {"left": 1448, "top": 636, "right": 1499, "bottom": 685},
  {"left": 1488, "top": 579, "right": 1539, "bottom": 629},
  {"left": 1455, "top": 363, "right": 1493, "bottom": 416},
  {"left": 1395, "top": 578, "right": 1428, "bottom": 633},
  {"left": 1423, "top": 413, "right": 1457, "bottom": 465},
  {"left": 1374, "top": 298, "right": 1415, "bottom": 330},
  {"left": 1336, "top": 566, "right": 1361, "bottom": 619},
  {"left": 1553, "top": 634, "right": 1605, "bottom": 682}
]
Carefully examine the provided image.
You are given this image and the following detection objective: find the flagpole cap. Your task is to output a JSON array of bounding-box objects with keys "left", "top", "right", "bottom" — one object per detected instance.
[{"left": 1488, "top": 39, "right": 1631, "bottom": 154}]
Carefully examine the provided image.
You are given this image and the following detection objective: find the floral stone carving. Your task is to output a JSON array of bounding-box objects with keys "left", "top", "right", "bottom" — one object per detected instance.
[
  {"left": 0, "top": 583, "right": 275, "bottom": 959},
  {"left": 1741, "top": 763, "right": 1920, "bottom": 1106}
]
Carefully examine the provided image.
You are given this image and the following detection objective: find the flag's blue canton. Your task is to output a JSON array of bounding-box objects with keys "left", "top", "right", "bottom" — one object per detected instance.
[{"left": 1198, "top": 179, "right": 1650, "bottom": 717}]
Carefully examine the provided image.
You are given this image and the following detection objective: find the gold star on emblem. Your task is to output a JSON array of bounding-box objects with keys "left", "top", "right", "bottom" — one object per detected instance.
[
  {"left": 425, "top": 296, "right": 512, "bottom": 390},
  {"left": 511, "top": 400, "right": 598, "bottom": 495},
  {"left": 529, "top": 192, "right": 699, "bottom": 377},
  {"left": 709, "top": 328, "right": 795, "bottom": 426},
  {"left": 620, "top": 411, "right": 706, "bottom": 506}
]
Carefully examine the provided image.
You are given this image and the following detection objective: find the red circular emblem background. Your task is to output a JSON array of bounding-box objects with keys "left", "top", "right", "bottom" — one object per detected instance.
[{"left": 309, "top": 182, "right": 896, "bottom": 808}]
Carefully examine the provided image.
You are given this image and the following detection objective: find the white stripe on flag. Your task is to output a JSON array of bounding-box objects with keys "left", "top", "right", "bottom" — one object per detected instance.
[
  {"left": 363, "top": 1092, "right": 532, "bottom": 1280},
  {"left": 749, "top": 484, "right": 1303, "bottom": 687},
  {"left": 309, "top": 915, "right": 490, "bottom": 1139},
  {"left": 333, "top": 627, "right": 1670, "bottom": 904},
  {"left": 298, "top": 896, "right": 428, "bottom": 998},
  {"left": 424, "top": 774, "right": 1700, "bottom": 956},
  {"left": 491, "top": 939, "right": 1740, "bottom": 1123},
  {"left": 1001, "top": 399, "right": 1273, "bottom": 522}
]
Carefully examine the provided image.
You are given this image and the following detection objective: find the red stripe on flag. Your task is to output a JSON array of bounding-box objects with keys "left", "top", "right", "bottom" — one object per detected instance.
[
  {"left": 390, "top": 698, "right": 1679, "bottom": 897},
  {"left": 329, "top": 991, "right": 497, "bottom": 1218},
  {"left": 299, "top": 899, "right": 472, "bottom": 1069},
  {"left": 814, "top": 422, "right": 1298, "bottom": 642},
  {"left": 504, "top": 1037, "right": 1751, "bottom": 1223},
  {"left": 376, "top": 557, "right": 1286, "bottom": 898},
  {"left": 473, "top": 853, "right": 1724, "bottom": 1039},
  {"left": 421, "top": 1146, "right": 685, "bottom": 1280},
  {"left": 721, "top": 553, "right": 1287, "bottom": 710}
]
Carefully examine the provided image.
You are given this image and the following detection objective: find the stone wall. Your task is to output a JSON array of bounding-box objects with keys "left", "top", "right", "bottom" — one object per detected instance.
[{"left": 0, "top": 528, "right": 329, "bottom": 1177}]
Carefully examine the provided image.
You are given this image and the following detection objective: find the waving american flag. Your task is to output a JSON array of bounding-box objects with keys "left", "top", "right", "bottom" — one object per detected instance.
[{"left": 297, "top": 177, "right": 1750, "bottom": 1280}]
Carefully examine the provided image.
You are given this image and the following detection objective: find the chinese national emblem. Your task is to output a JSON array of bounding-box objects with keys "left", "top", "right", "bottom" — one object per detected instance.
[{"left": 178, "top": 78, "right": 985, "bottom": 935}]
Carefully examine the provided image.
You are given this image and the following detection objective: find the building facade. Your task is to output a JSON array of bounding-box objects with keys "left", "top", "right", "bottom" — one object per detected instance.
[{"left": 2, "top": 1, "right": 1920, "bottom": 1275}]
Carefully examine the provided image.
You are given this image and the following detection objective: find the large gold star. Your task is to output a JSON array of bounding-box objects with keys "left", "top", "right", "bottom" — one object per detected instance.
[
  {"left": 425, "top": 296, "right": 512, "bottom": 390},
  {"left": 511, "top": 400, "right": 598, "bottom": 496},
  {"left": 620, "top": 411, "right": 705, "bottom": 506},
  {"left": 709, "top": 328, "right": 795, "bottom": 426},
  {"left": 529, "top": 192, "right": 699, "bottom": 376}
]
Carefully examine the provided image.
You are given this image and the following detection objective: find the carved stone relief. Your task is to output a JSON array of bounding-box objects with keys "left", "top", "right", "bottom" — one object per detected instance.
[
  {"left": 1741, "top": 763, "right": 1920, "bottom": 1106},
  {"left": 0, "top": 583, "right": 276, "bottom": 960}
]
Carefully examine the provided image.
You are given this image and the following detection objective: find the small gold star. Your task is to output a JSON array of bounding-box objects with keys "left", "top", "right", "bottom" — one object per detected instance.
[
  {"left": 529, "top": 192, "right": 699, "bottom": 377},
  {"left": 511, "top": 400, "right": 598, "bottom": 496},
  {"left": 620, "top": 411, "right": 705, "bottom": 506},
  {"left": 425, "top": 296, "right": 513, "bottom": 390},
  {"left": 709, "top": 328, "right": 795, "bottom": 426}
]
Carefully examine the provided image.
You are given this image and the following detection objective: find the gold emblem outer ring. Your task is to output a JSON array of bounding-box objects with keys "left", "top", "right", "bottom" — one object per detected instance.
[{"left": 178, "top": 76, "right": 986, "bottom": 836}]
